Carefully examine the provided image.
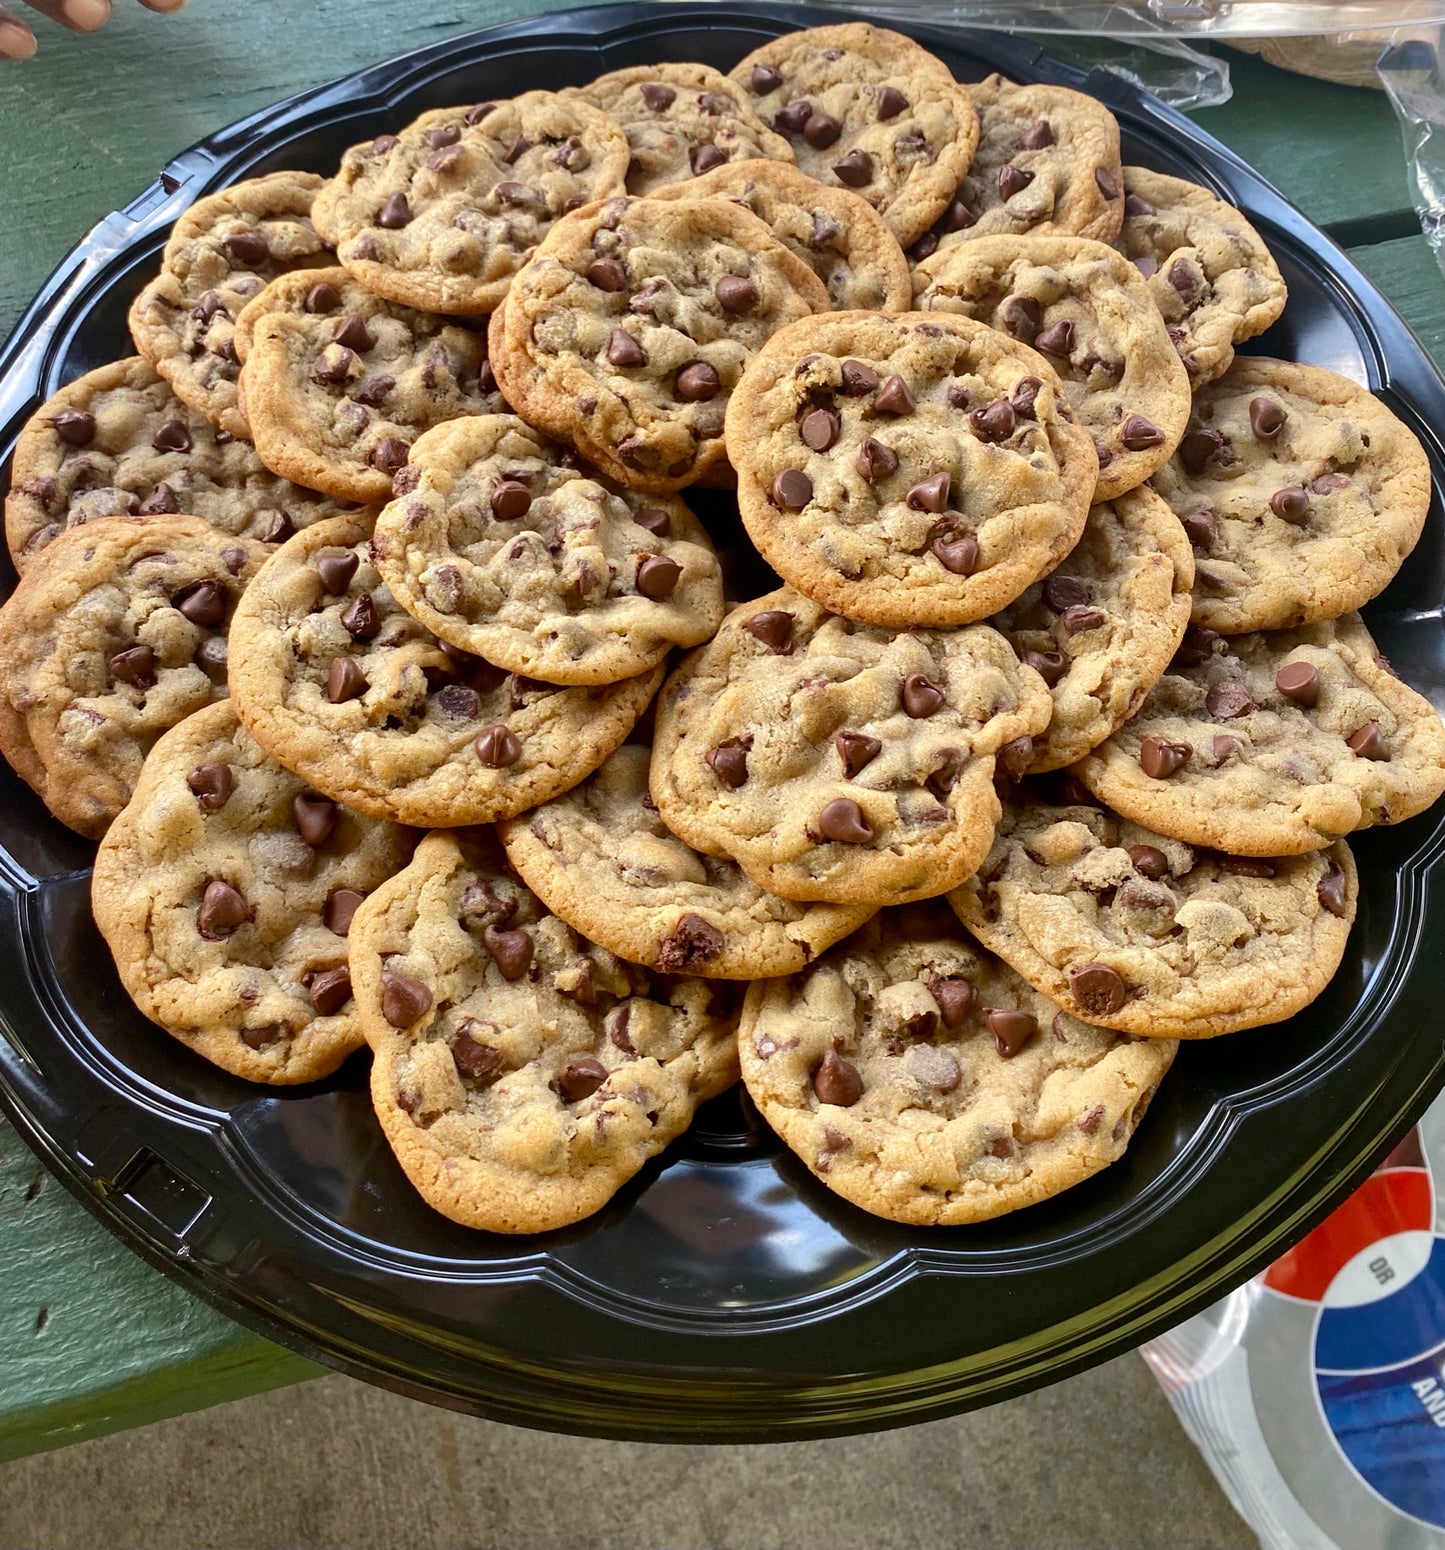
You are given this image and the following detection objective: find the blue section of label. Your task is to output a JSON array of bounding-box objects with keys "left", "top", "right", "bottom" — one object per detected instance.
[
  {"left": 1316, "top": 1240, "right": 1445, "bottom": 1373},
  {"left": 1318, "top": 1357, "right": 1445, "bottom": 1528}
]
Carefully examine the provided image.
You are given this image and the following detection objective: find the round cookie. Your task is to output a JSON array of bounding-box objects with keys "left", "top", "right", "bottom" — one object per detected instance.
[
  {"left": 949, "top": 795, "right": 1357, "bottom": 1038},
  {"left": 912, "top": 234, "right": 1191, "bottom": 500},
  {"left": 349, "top": 828, "right": 740, "bottom": 1233},
  {"left": 237, "top": 268, "right": 496, "bottom": 504},
  {"left": 988, "top": 488, "right": 1194, "bottom": 772},
  {"left": 728, "top": 23, "right": 979, "bottom": 247},
  {"left": 1150, "top": 357, "right": 1430, "bottom": 634},
  {"left": 0, "top": 515, "right": 266, "bottom": 839},
  {"left": 567, "top": 63, "right": 794, "bottom": 195},
  {"left": 725, "top": 310, "right": 1097, "bottom": 628},
  {"left": 1072, "top": 612, "right": 1445, "bottom": 855},
  {"left": 91, "top": 701, "right": 417, "bottom": 1084},
  {"left": 227, "top": 512, "right": 664, "bottom": 827},
  {"left": 738, "top": 907, "right": 1176, "bottom": 1226},
  {"left": 1116, "top": 166, "right": 1287, "bottom": 388},
  {"left": 372, "top": 415, "right": 724, "bottom": 686},
  {"left": 650, "top": 157, "right": 912, "bottom": 311},
  {"left": 909, "top": 75, "right": 1123, "bottom": 261},
  {"left": 649, "top": 589, "right": 1053, "bottom": 906},
  {"left": 5, "top": 358, "right": 343, "bottom": 574},
  {"left": 128, "top": 170, "right": 334, "bottom": 438},
  {"left": 500, "top": 743, "right": 875, "bottom": 978},
  {"left": 489, "top": 195, "right": 829, "bottom": 495},
  {"left": 319, "top": 95, "right": 630, "bottom": 315}
]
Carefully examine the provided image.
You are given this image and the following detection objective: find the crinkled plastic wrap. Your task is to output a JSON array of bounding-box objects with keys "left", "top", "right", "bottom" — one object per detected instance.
[
  {"left": 1144, "top": 1092, "right": 1445, "bottom": 1550},
  {"left": 1381, "top": 36, "right": 1445, "bottom": 280}
]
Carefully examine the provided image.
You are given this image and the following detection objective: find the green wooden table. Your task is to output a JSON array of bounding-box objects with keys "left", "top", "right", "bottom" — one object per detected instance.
[{"left": 0, "top": 0, "right": 1440, "bottom": 1464}]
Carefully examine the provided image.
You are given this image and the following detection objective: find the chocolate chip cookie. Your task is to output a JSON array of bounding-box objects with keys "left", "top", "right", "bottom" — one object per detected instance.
[
  {"left": 1116, "top": 167, "right": 1287, "bottom": 388},
  {"left": 319, "top": 95, "right": 630, "bottom": 315},
  {"left": 568, "top": 63, "right": 794, "bottom": 195},
  {"left": 227, "top": 512, "right": 664, "bottom": 826},
  {"left": 5, "top": 357, "right": 343, "bottom": 574},
  {"left": 500, "top": 743, "right": 874, "bottom": 978},
  {"left": 908, "top": 75, "right": 1123, "bottom": 261},
  {"left": 489, "top": 195, "right": 829, "bottom": 494},
  {"left": 725, "top": 310, "right": 1097, "bottom": 628},
  {"left": 1151, "top": 357, "right": 1431, "bottom": 634},
  {"left": 372, "top": 415, "right": 724, "bottom": 686},
  {"left": 728, "top": 23, "right": 980, "bottom": 247},
  {"left": 989, "top": 488, "right": 1194, "bottom": 772},
  {"left": 0, "top": 514, "right": 266, "bottom": 838},
  {"left": 913, "top": 233, "right": 1191, "bottom": 500},
  {"left": 738, "top": 906, "right": 1175, "bottom": 1225},
  {"left": 650, "top": 156, "right": 912, "bottom": 311},
  {"left": 91, "top": 700, "right": 416, "bottom": 1083},
  {"left": 128, "top": 170, "right": 334, "bottom": 438},
  {"left": 950, "top": 794, "right": 1357, "bottom": 1038},
  {"left": 649, "top": 589, "right": 1053, "bottom": 906},
  {"left": 1073, "top": 612, "right": 1445, "bottom": 854},
  {"left": 237, "top": 268, "right": 496, "bottom": 504},
  {"left": 349, "top": 828, "right": 740, "bottom": 1232}
]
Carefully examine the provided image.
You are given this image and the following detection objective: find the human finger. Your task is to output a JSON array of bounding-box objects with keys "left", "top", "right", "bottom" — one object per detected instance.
[
  {"left": 135, "top": 0, "right": 188, "bottom": 12},
  {"left": 19, "top": 0, "right": 114, "bottom": 34},
  {"left": 0, "top": 5, "right": 38, "bottom": 57}
]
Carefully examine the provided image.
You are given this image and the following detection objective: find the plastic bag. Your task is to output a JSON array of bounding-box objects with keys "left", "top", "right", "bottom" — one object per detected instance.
[
  {"left": 1143, "top": 1096, "right": 1445, "bottom": 1550},
  {"left": 1380, "top": 35, "right": 1445, "bottom": 281}
]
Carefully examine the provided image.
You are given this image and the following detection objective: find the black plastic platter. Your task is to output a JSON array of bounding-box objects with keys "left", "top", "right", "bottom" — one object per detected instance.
[{"left": 2, "top": 1, "right": 1444, "bottom": 1444}]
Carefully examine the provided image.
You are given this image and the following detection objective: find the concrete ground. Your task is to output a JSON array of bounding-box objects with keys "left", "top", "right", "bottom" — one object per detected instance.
[{"left": 0, "top": 1353, "right": 1253, "bottom": 1549}]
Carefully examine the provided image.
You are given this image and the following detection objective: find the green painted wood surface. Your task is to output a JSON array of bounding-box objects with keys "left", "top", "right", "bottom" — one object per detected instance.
[{"left": 0, "top": 0, "right": 1442, "bottom": 1463}]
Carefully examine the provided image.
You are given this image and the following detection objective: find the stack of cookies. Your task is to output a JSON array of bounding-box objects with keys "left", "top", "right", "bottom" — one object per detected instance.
[{"left": 4, "top": 22, "right": 1444, "bottom": 1235}]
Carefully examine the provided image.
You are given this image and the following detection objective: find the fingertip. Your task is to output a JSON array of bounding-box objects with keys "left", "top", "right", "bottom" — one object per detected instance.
[
  {"left": 137, "top": 0, "right": 189, "bottom": 11},
  {"left": 60, "top": 0, "right": 112, "bottom": 31},
  {"left": 0, "top": 21, "right": 37, "bottom": 57}
]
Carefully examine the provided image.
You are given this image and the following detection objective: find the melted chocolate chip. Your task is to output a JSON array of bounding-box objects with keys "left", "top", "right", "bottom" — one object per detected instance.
[
  {"left": 474, "top": 725, "right": 522, "bottom": 768},
  {"left": 817, "top": 797, "right": 873, "bottom": 843},
  {"left": 716, "top": 275, "right": 759, "bottom": 314},
  {"left": 187, "top": 762, "right": 234, "bottom": 810},
  {"left": 750, "top": 63, "right": 783, "bottom": 94},
  {"left": 637, "top": 554, "right": 682, "bottom": 599},
  {"left": 153, "top": 419, "right": 192, "bottom": 454},
  {"left": 1249, "top": 397, "right": 1287, "bottom": 439},
  {"left": 316, "top": 551, "right": 359, "bottom": 593},
  {"left": 1032, "top": 319, "right": 1073, "bottom": 358},
  {"left": 326, "top": 656, "right": 367, "bottom": 703},
  {"left": 1206, "top": 680, "right": 1253, "bottom": 720},
  {"left": 873, "top": 374, "right": 915, "bottom": 416},
  {"left": 1139, "top": 736, "right": 1190, "bottom": 778},
  {"left": 970, "top": 399, "right": 1015, "bottom": 442},
  {"left": 340, "top": 591, "right": 380, "bottom": 640},
  {"left": 558, "top": 1057, "right": 609, "bottom": 1103},
  {"left": 323, "top": 887, "right": 365, "bottom": 936},
  {"left": 197, "top": 879, "right": 248, "bottom": 939},
  {"left": 707, "top": 736, "right": 751, "bottom": 787},
  {"left": 369, "top": 437, "right": 410, "bottom": 477},
  {"left": 1178, "top": 428, "right": 1226, "bottom": 475},
  {"left": 855, "top": 437, "right": 898, "bottom": 483},
  {"left": 836, "top": 729, "right": 882, "bottom": 778},
  {"left": 746, "top": 610, "right": 794, "bottom": 654},
  {"left": 812, "top": 1048, "right": 863, "bottom": 1106},
  {"left": 587, "top": 257, "right": 628, "bottom": 292},
  {"left": 1120, "top": 414, "right": 1165, "bottom": 451},
  {"left": 932, "top": 529, "right": 978, "bottom": 575},
  {"left": 676, "top": 361, "right": 721, "bottom": 402},
  {"left": 840, "top": 359, "right": 879, "bottom": 396},
  {"left": 1180, "top": 509, "right": 1218, "bottom": 550},
  {"left": 607, "top": 328, "right": 645, "bottom": 368},
  {"left": 902, "top": 673, "right": 944, "bottom": 718},
  {"left": 483, "top": 924, "right": 534, "bottom": 980},
  {"left": 833, "top": 149, "right": 871, "bottom": 187},
  {"left": 803, "top": 111, "right": 842, "bottom": 149},
  {"left": 1270, "top": 487, "right": 1311, "bottom": 525},
  {"left": 304, "top": 282, "right": 342, "bottom": 313},
  {"left": 1023, "top": 648, "right": 1066, "bottom": 686},
  {"left": 292, "top": 793, "right": 337, "bottom": 847},
  {"left": 307, "top": 967, "right": 353, "bottom": 1017},
  {"left": 109, "top": 644, "right": 156, "bottom": 688},
  {"left": 1068, "top": 962, "right": 1126, "bottom": 1017},
  {"left": 657, "top": 913, "right": 725, "bottom": 971},
  {"left": 986, "top": 1008, "right": 1037, "bottom": 1058},
  {"left": 172, "top": 579, "right": 226, "bottom": 626},
  {"left": 376, "top": 192, "right": 411, "bottom": 228},
  {"left": 1127, "top": 844, "right": 1169, "bottom": 880},
  {"left": 380, "top": 970, "right": 432, "bottom": 1027},
  {"left": 1318, "top": 861, "right": 1349, "bottom": 917}
]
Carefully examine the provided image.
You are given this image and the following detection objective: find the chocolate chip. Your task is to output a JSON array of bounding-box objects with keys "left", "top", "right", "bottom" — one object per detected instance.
[
  {"left": 1017, "top": 119, "right": 1054, "bottom": 150},
  {"left": 803, "top": 111, "right": 841, "bottom": 148},
  {"left": 497, "top": 180, "right": 540, "bottom": 207},
  {"left": 932, "top": 530, "right": 978, "bottom": 576},
  {"left": 906, "top": 472, "right": 950, "bottom": 513},
  {"left": 874, "top": 375, "right": 915, "bottom": 415},
  {"left": 1318, "top": 861, "right": 1349, "bottom": 917},
  {"left": 198, "top": 879, "right": 249, "bottom": 939},
  {"left": 370, "top": 133, "right": 399, "bottom": 155},
  {"left": 187, "top": 762, "right": 234, "bottom": 810},
  {"left": 1033, "top": 319, "right": 1073, "bottom": 358},
  {"left": 930, "top": 976, "right": 976, "bottom": 1028},
  {"left": 746, "top": 610, "right": 794, "bottom": 653},
  {"left": 194, "top": 637, "right": 228, "bottom": 682},
  {"left": 1273, "top": 661, "right": 1320, "bottom": 707},
  {"left": 304, "top": 967, "right": 352, "bottom": 1017},
  {"left": 1121, "top": 414, "right": 1165, "bottom": 451},
  {"left": 698, "top": 91, "right": 733, "bottom": 115},
  {"left": 1270, "top": 487, "right": 1310, "bottom": 524},
  {"left": 304, "top": 282, "right": 342, "bottom": 314},
  {"left": 812, "top": 1048, "right": 863, "bottom": 1106},
  {"left": 152, "top": 419, "right": 192, "bottom": 454},
  {"left": 475, "top": 725, "right": 522, "bottom": 768},
  {"left": 637, "top": 554, "right": 682, "bottom": 599},
  {"left": 558, "top": 1057, "right": 609, "bottom": 1103},
  {"left": 381, "top": 971, "right": 432, "bottom": 1027},
  {"left": 1139, "top": 736, "right": 1190, "bottom": 778},
  {"left": 1179, "top": 428, "right": 1225, "bottom": 475},
  {"left": 1312, "top": 472, "right": 1350, "bottom": 495},
  {"left": 316, "top": 551, "right": 359, "bottom": 593},
  {"left": 324, "top": 887, "right": 365, "bottom": 936},
  {"left": 1220, "top": 855, "right": 1277, "bottom": 878},
  {"left": 771, "top": 468, "right": 813, "bottom": 510},
  {"left": 1023, "top": 648, "right": 1066, "bottom": 686},
  {"left": 488, "top": 478, "right": 532, "bottom": 521},
  {"left": 836, "top": 729, "right": 881, "bottom": 778},
  {"left": 1348, "top": 722, "right": 1389, "bottom": 760},
  {"left": 817, "top": 797, "right": 873, "bottom": 844},
  {"left": 1068, "top": 962, "right": 1126, "bottom": 1017},
  {"left": 449, "top": 1030, "right": 502, "bottom": 1084},
  {"left": 1249, "top": 397, "right": 1287, "bottom": 440},
  {"left": 1127, "top": 844, "right": 1169, "bottom": 880},
  {"left": 1206, "top": 680, "right": 1253, "bottom": 719},
  {"left": 171, "top": 579, "right": 226, "bottom": 626},
  {"left": 52, "top": 408, "right": 97, "bottom": 447},
  {"left": 708, "top": 280, "right": 760, "bottom": 325},
  {"left": 750, "top": 63, "right": 783, "bottom": 94},
  {"left": 986, "top": 1008, "right": 1037, "bottom": 1058},
  {"left": 997, "top": 736, "right": 1033, "bottom": 780},
  {"left": 481, "top": 923, "right": 534, "bottom": 981},
  {"left": 833, "top": 149, "right": 871, "bottom": 187},
  {"left": 657, "top": 913, "right": 725, "bottom": 971},
  {"left": 800, "top": 408, "right": 840, "bottom": 452},
  {"left": 1174, "top": 626, "right": 1223, "bottom": 669},
  {"left": 581, "top": 259, "right": 628, "bottom": 300},
  {"left": 1134, "top": 255, "right": 1160, "bottom": 278},
  {"left": 639, "top": 81, "right": 676, "bottom": 111},
  {"left": 377, "top": 192, "right": 411, "bottom": 228},
  {"left": 998, "top": 164, "right": 1034, "bottom": 201},
  {"left": 292, "top": 793, "right": 336, "bottom": 846},
  {"left": 223, "top": 228, "right": 270, "bottom": 268},
  {"left": 353, "top": 373, "right": 395, "bottom": 407},
  {"left": 464, "top": 101, "right": 496, "bottom": 125},
  {"left": 902, "top": 673, "right": 944, "bottom": 718},
  {"left": 707, "top": 736, "right": 751, "bottom": 787},
  {"left": 970, "top": 399, "right": 1015, "bottom": 442},
  {"left": 1002, "top": 295, "right": 1042, "bottom": 341},
  {"left": 875, "top": 84, "right": 909, "bottom": 119},
  {"left": 633, "top": 506, "right": 671, "bottom": 537},
  {"left": 312, "top": 344, "right": 356, "bottom": 385},
  {"left": 326, "top": 656, "right": 367, "bottom": 703},
  {"left": 676, "top": 361, "right": 721, "bottom": 402},
  {"left": 939, "top": 199, "right": 975, "bottom": 233},
  {"left": 436, "top": 683, "right": 480, "bottom": 719},
  {"left": 1096, "top": 167, "right": 1121, "bottom": 199},
  {"left": 109, "top": 644, "right": 156, "bottom": 688},
  {"left": 1061, "top": 605, "right": 1106, "bottom": 634},
  {"left": 690, "top": 143, "right": 727, "bottom": 175},
  {"left": 607, "top": 327, "right": 645, "bottom": 367},
  {"left": 340, "top": 592, "right": 380, "bottom": 640},
  {"left": 1180, "top": 509, "right": 1218, "bottom": 550},
  {"left": 840, "top": 359, "right": 879, "bottom": 396},
  {"left": 856, "top": 437, "right": 898, "bottom": 483},
  {"left": 502, "top": 134, "right": 530, "bottom": 164},
  {"left": 369, "top": 437, "right": 409, "bottom": 476},
  {"left": 333, "top": 314, "right": 374, "bottom": 353},
  {"left": 908, "top": 1044, "right": 961, "bottom": 1093}
]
